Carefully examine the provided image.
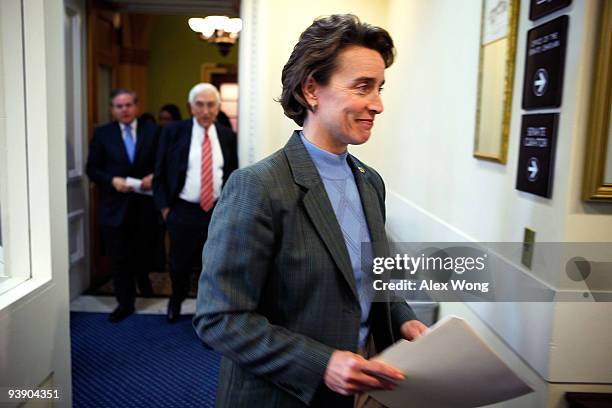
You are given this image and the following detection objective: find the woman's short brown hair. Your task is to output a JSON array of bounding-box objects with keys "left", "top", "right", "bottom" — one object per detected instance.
[{"left": 280, "top": 14, "right": 395, "bottom": 126}]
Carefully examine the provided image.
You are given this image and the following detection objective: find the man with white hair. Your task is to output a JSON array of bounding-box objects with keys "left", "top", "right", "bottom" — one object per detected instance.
[{"left": 154, "top": 82, "right": 238, "bottom": 322}]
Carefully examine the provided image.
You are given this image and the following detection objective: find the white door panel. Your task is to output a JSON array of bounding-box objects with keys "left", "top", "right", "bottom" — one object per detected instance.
[{"left": 65, "top": 0, "right": 89, "bottom": 300}]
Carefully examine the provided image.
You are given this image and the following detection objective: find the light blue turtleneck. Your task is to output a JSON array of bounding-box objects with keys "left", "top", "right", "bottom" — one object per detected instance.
[{"left": 300, "top": 132, "right": 373, "bottom": 347}]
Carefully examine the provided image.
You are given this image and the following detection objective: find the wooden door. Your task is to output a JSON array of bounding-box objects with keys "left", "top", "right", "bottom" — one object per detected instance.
[{"left": 87, "top": 0, "right": 119, "bottom": 287}]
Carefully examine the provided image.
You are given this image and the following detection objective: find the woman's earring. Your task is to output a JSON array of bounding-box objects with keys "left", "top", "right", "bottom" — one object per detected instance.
[{"left": 311, "top": 103, "right": 317, "bottom": 112}]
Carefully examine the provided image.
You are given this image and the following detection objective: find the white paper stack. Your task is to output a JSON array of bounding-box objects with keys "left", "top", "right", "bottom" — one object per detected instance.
[
  {"left": 126, "top": 177, "right": 153, "bottom": 196},
  {"left": 368, "top": 316, "right": 533, "bottom": 408}
]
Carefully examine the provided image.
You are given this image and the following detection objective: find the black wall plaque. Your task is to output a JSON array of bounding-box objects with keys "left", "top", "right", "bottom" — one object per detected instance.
[
  {"left": 530, "top": 0, "right": 572, "bottom": 21},
  {"left": 516, "top": 113, "right": 558, "bottom": 198},
  {"left": 522, "top": 15, "right": 568, "bottom": 109}
]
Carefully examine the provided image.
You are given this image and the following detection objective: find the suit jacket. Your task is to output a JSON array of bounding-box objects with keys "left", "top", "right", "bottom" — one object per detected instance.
[
  {"left": 86, "top": 120, "right": 158, "bottom": 227},
  {"left": 193, "top": 131, "right": 416, "bottom": 408},
  {"left": 153, "top": 120, "right": 238, "bottom": 210}
]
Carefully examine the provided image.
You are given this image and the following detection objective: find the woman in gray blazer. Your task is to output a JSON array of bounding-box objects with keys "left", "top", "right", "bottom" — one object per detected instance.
[{"left": 193, "top": 14, "right": 427, "bottom": 408}]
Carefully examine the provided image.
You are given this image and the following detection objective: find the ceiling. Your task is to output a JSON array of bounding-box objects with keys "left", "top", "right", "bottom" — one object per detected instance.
[{"left": 109, "top": 0, "right": 240, "bottom": 16}]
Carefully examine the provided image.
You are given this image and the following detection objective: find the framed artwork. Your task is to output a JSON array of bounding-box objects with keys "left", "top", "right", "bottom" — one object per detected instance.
[
  {"left": 473, "top": 0, "right": 520, "bottom": 163},
  {"left": 583, "top": 1, "right": 612, "bottom": 202}
]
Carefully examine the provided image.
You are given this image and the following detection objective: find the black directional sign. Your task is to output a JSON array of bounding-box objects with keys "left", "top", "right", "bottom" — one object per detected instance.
[
  {"left": 530, "top": 0, "right": 572, "bottom": 21},
  {"left": 522, "top": 16, "right": 568, "bottom": 109},
  {"left": 516, "top": 114, "right": 559, "bottom": 198}
]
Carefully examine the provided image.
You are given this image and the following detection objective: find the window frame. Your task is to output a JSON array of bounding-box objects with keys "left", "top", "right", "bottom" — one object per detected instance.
[{"left": 0, "top": 0, "right": 66, "bottom": 309}]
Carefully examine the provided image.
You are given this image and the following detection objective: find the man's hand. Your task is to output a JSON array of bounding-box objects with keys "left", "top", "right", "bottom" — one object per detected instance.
[
  {"left": 141, "top": 174, "right": 153, "bottom": 191},
  {"left": 400, "top": 320, "right": 428, "bottom": 341},
  {"left": 161, "top": 207, "right": 170, "bottom": 221},
  {"left": 112, "top": 177, "right": 133, "bottom": 193},
  {"left": 324, "top": 350, "right": 404, "bottom": 396}
]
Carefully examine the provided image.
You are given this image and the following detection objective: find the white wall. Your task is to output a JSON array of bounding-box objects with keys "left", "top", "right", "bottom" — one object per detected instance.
[
  {"left": 0, "top": 0, "right": 72, "bottom": 406},
  {"left": 356, "top": 0, "right": 571, "bottom": 243}
]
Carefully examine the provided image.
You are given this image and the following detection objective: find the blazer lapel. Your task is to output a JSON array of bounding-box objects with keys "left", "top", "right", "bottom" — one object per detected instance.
[
  {"left": 134, "top": 121, "right": 146, "bottom": 163},
  {"left": 214, "top": 123, "right": 227, "bottom": 156},
  {"left": 347, "top": 155, "right": 392, "bottom": 307},
  {"left": 214, "top": 123, "right": 230, "bottom": 173},
  {"left": 347, "top": 156, "right": 386, "bottom": 246},
  {"left": 177, "top": 120, "right": 193, "bottom": 173},
  {"left": 284, "top": 131, "right": 359, "bottom": 301}
]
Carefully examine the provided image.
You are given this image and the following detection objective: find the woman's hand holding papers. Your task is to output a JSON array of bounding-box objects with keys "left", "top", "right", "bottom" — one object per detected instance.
[
  {"left": 324, "top": 350, "right": 405, "bottom": 396},
  {"left": 400, "top": 320, "right": 428, "bottom": 341}
]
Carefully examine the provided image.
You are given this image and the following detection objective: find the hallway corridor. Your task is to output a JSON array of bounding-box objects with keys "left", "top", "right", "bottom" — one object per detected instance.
[{"left": 70, "top": 296, "right": 216, "bottom": 407}]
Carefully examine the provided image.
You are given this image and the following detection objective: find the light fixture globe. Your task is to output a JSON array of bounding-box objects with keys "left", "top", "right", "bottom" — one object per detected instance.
[
  {"left": 225, "top": 18, "right": 243, "bottom": 34},
  {"left": 205, "top": 15, "right": 229, "bottom": 30},
  {"left": 188, "top": 15, "right": 242, "bottom": 56},
  {"left": 188, "top": 18, "right": 206, "bottom": 33}
]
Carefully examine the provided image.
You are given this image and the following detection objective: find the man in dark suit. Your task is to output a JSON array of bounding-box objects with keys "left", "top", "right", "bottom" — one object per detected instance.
[
  {"left": 154, "top": 83, "right": 238, "bottom": 323},
  {"left": 86, "top": 89, "right": 158, "bottom": 322}
]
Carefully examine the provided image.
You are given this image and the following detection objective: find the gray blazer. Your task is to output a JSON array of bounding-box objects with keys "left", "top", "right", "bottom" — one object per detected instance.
[{"left": 193, "top": 131, "right": 416, "bottom": 408}]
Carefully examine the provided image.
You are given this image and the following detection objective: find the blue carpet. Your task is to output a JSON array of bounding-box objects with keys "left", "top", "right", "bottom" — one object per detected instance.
[{"left": 71, "top": 312, "right": 220, "bottom": 408}]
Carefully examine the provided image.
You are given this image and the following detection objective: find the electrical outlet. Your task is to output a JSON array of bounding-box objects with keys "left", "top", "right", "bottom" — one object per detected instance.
[{"left": 522, "top": 228, "right": 536, "bottom": 269}]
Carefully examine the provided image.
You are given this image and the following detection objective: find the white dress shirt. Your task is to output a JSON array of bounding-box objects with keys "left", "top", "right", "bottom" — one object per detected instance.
[
  {"left": 120, "top": 119, "right": 138, "bottom": 144},
  {"left": 179, "top": 118, "right": 224, "bottom": 204}
]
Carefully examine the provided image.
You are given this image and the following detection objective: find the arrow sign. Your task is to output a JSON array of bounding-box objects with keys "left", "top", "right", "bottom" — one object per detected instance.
[
  {"left": 527, "top": 157, "right": 539, "bottom": 181},
  {"left": 533, "top": 68, "right": 548, "bottom": 96},
  {"left": 516, "top": 114, "right": 558, "bottom": 197},
  {"left": 530, "top": 0, "right": 572, "bottom": 21},
  {"left": 522, "top": 17, "right": 568, "bottom": 109}
]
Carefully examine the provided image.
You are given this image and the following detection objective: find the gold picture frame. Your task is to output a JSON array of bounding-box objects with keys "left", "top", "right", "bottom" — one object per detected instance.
[
  {"left": 473, "top": 0, "right": 520, "bottom": 164},
  {"left": 582, "top": 0, "right": 612, "bottom": 202}
]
